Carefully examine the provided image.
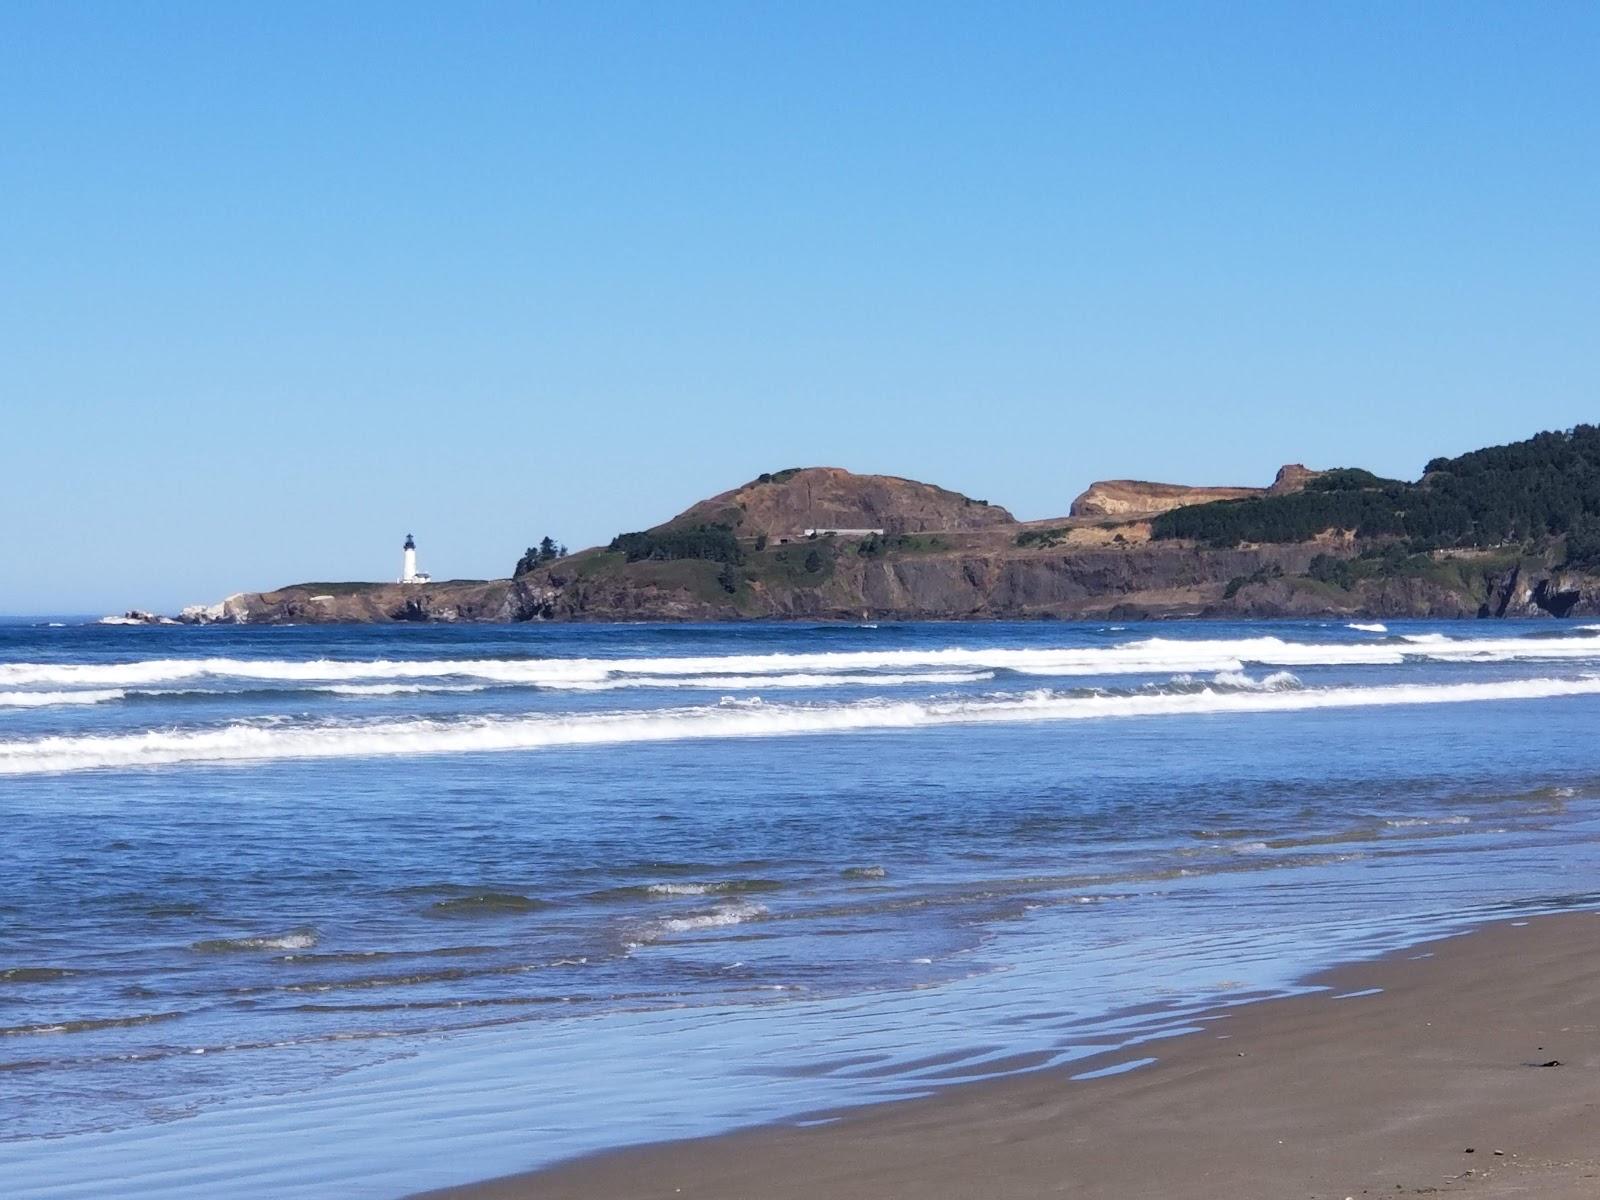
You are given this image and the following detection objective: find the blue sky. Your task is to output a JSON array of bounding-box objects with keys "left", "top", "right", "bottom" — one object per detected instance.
[{"left": 2, "top": 2, "right": 1596, "bottom": 613}]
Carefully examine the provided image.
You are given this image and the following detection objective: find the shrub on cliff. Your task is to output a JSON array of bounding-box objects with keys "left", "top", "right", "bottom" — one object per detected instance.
[
  {"left": 1564, "top": 516, "right": 1600, "bottom": 571},
  {"left": 1307, "top": 553, "right": 1355, "bottom": 589}
]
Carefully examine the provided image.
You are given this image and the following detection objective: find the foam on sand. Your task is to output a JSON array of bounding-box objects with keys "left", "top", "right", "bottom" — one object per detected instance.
[{"left": 6, "top": 674, "right": 1600, "bottom": 775}]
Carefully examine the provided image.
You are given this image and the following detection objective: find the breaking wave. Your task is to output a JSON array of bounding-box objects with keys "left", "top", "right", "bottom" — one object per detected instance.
[
  {"left": 191, "top": 930, "right": 318, "bottom": 953},
  {"left": 575, "top": 670, "right": 995, "bottom": 690},
  {"left": 1347, "top": 622, "right": 1388, "bottom": 633},
  {"left": 8, "top": 630, "right": 1600, "bottom": 695},
  {"left": 0, "top": 689, "right": 126, "bottom": 708},
  {"left": 1207, "top": 670, "right": 1301, "bottom": 691},
  {"left": 842, "top": 865, "right": 888, "bottom": 880},
  {"left": 655, "top": 902, "right": 769, "bottom": 936},
  {"left": 642, "top": 880, "right": 783, "bottom": 897},
  {"left": 6, "top": 674, "right": 1600, "bottom": 775}
]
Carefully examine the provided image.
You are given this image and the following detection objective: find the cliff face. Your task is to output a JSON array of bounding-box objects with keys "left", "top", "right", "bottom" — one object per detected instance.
[
  {"left": 1069, "top": 480, "right": 1262, "bottom": 518},
  {"left": 1068, "top": 463, "right": 1319, "bottom": 518},
  {"left": 187, "top": 581, "right": 522, "bottom": 625},
  {"left": 533, "top": 542, "right": 1331, "bottom": 621},
  {"left": 200, "top": 543, "right": 1600, "bottom": 625},
  {"left": 1267, "top": 463, "right": 1319, "bottom": 494}
]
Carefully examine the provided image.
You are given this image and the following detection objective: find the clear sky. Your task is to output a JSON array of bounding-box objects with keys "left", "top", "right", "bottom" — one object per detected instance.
[{"left": 2, "top": 2, "right": 1596, "bottom": 614}]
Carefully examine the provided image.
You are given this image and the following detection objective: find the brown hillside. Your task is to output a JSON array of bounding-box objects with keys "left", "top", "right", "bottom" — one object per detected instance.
[
  {"left": 1069, "top": 480, "right": 1262, "bottom": 518},
  {"left": 660, "top": 467, "right": 1016, "bottom": 539},
  {"left": 1070, "top": 464, "right": 1320, "bottom": 518}
]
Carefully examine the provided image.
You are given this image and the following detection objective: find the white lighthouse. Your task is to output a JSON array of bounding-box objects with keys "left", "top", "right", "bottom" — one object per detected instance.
[{"left": 400, "top": 533, "right": 431, "bottom": 584}]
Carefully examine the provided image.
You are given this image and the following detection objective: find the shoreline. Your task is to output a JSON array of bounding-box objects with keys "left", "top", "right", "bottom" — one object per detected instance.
[
  {"left": 417, "top": 910, "right": 1600, "bottom": 1200},
  {"left": 145, "top": 610, "right": 1575, "bottom": 626}
]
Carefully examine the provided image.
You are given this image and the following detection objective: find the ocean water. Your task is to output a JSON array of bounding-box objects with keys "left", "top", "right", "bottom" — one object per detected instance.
[{"left": 3, "top": 617, "right": 1600, "bottom": 1197}]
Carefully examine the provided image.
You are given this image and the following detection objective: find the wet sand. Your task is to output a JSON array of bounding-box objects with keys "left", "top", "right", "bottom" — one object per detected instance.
[{"left": 418, "top": 911, "right": 1600, "bottom": 1200}]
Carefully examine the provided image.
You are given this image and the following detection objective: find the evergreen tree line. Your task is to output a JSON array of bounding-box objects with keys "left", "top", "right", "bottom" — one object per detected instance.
[
  {"left": 513, "top": 536, "right": 567, "bottom": 576},
  {"left": 1151, "top": 426, "right": 1600, "bottom": 559},
  {"left": 607, "top": 523, "right": 744, "bottom": 565}
]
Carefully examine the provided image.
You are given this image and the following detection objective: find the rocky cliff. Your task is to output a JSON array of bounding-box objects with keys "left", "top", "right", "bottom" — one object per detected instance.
[
  {"left": 177, "top": 459, "right": 1600, "bottom": 625},
  {"left": 1069, "top": 480, "right": 1262, "bottom": 518},
  {"left": 188, "top": 537, "right": 1600, "bottom": 625}
]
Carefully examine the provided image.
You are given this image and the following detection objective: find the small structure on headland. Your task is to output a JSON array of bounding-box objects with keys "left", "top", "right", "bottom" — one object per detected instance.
[
  {"left": 803, "top": 527, "right": 885, "bottom": 538},
  {"left": 400, "top": 534, "right": 432, "bottom": 584}
]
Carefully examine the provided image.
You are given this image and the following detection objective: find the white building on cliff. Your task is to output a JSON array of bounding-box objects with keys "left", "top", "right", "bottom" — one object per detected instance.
[{"left": 400, "top": 533, "right": 431, "bottom": 584}]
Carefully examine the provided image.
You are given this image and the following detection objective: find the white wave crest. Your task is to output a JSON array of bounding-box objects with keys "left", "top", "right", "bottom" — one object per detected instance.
[
  {"left": 191, "top": 930, "right": 318, "bottom": 952},
  {"left": 6, "top": 675, "right": 1600, "bottom": 775},
  {"left": 9, "top": 631, "right": 1600, "bottom": 692},
  {"left": 574, "top": 670, "right": 996, "bottom": 691},
  {"left": 1210, "top": 670, "right": 1301, "bottom": 692},
  {"left": 0, "top": 689, "right": 126, "bottom": 708},
  {"left": 657, "top": 902, "right": 767, "bottom": 934},
  {"left": 1347, "top": 622, "right": 1388, "bottom": 633},
  {"left": 324, "top": 683, "right": 491, "bottom": 696}
]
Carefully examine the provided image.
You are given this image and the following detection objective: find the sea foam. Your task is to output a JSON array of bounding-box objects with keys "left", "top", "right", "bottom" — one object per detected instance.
[
  {"left": 656, "top": 902, "right": 768, "bottom": 935},
  {"left": 6, "top": 674, "right": 1600, "bottom": 775}
]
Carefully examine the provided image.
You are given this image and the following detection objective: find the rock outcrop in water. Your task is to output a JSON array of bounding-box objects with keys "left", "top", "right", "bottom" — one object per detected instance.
[{"left": 175, "top": 436, "right": 1600, "bottom": 625}]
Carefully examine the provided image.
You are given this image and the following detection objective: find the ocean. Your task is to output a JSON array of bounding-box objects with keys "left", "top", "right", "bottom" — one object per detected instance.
[{"left": 3, "top": 617, "right": 1599, "bottom": 1197}]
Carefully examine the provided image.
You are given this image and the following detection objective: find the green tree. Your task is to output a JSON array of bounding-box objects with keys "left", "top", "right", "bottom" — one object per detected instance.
[
  {"left": 515, "top": 535, "right": 567, "bottom": 576},
  {"left": 609, "top": 524, "right": 744, "bottom": 565},
  {"left": 1564, "top": 516, "right": 1600, "bottom": 570},
  {"left": 1153, "top": 425, "right": 1600, "bottom": 552},
  {"left": 717, "top": 562, "right": 740, "bottom": 593}
]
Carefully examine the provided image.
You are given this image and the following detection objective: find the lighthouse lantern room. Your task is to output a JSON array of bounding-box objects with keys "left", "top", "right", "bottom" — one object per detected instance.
[{"left": 400, "top": 534, "right": 432, "bottom": 584}]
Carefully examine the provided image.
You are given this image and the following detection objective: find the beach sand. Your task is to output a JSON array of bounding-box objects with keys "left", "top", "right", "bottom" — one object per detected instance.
[{"left": 418, "top": 912, "right": 1600, "bottom": 1200}]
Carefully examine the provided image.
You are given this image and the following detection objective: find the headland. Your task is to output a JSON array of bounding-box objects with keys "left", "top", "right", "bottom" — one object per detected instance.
[{"left": 171, "top": 426, "right": 1600, "bottom": 624}]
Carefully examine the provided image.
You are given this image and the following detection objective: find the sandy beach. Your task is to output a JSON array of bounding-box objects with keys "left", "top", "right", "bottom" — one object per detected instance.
[{"left": 420, "top": 911, "right": 1600, "bottom": 1200}]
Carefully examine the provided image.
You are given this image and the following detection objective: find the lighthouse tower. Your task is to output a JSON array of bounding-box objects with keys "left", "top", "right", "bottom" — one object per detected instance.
[{"left": 400, "top": 534, "right": 430, "bottom": 584}]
